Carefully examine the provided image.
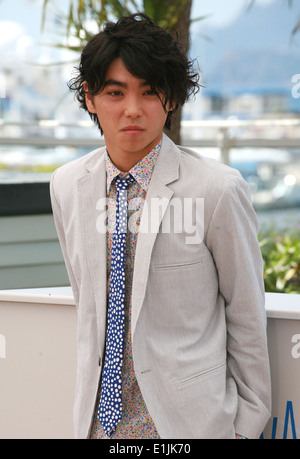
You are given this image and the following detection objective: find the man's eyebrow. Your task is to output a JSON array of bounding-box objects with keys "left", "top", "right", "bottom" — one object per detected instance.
[
  {"left": 103, "top": 79, "right": 151, "bottom": 88},
  {"left": 104, "top": 79, "right": 126, "bottom": 88}
]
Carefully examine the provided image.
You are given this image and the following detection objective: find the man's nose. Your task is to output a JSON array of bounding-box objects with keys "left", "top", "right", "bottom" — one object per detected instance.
[{"left": 124, "top": 95, "right": 142, "bottom": 118}]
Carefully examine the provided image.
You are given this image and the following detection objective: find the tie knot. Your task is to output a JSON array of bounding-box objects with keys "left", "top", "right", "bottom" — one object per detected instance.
[{"left": 115, "top": 174, "right": 134, "bottom": 191}]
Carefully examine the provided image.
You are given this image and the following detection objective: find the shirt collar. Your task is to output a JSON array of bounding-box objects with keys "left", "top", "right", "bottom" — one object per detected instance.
[{"left": 105, "top": 141, "right": 161, "bottom": 194}]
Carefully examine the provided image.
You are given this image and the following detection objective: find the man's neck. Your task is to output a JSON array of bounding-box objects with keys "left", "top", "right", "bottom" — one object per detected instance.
[
  {"left": 105, "top": 137, "right": 162, "bottom": 172},
  {"left": 107, "top": 152, "right": 145, "bottom": 172}
]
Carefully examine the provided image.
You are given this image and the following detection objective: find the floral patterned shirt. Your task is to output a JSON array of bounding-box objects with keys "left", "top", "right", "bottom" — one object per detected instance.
[{"left": 90, "top": 142, "right": 161, "bottom": 439}]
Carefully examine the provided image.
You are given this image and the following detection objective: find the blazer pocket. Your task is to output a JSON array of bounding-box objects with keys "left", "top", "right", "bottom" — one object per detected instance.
[
  {"left": 153, "top": 258, "right": 203, "bottom": 271},
  {"left": 176, "top": 361, "right": 226, "bottom": 408}
]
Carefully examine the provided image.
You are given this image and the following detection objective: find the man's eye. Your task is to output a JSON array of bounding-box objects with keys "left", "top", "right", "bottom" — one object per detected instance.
[
  {"left": 109, "top": 90, "right": 122, "bottom": 96},
  {"left": 144, "top": 89, "right": 157, "bottom": 96}
]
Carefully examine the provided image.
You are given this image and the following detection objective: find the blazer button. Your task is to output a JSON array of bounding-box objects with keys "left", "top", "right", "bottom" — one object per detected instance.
[{"left": 98, "top": 356, "right": 102, "bottom": 366}]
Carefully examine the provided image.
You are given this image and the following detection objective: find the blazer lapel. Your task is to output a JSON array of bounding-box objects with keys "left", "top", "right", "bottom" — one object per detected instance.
[
  {"left": 77, "top": 149, "right": 108, "bottom": 354},
  {"left": 131, "top": 135, "right": 180, "bottom": 337}
]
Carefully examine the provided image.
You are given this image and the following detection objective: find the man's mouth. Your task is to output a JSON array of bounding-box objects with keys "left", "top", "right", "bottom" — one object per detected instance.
[{"left": 121, "top": 126, "right": 145, "bottom": 134}]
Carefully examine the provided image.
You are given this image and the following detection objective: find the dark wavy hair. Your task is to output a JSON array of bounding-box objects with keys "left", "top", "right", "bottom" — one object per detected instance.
[{"left": 68, "top": 13, "right": 200, "bottom": 132}]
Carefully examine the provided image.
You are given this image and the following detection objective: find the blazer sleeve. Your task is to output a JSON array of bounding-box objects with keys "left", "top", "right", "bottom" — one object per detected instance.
[
  {"left": 50, "top": 170, "right": 80, "bottom": 308},
  {"left": 206, "top": 175, "right": 272, "bottom": 439}
]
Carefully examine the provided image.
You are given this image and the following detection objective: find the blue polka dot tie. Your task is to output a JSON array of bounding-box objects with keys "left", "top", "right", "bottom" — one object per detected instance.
[{"left": 98, "top": 174, "right": 134, "bottom": 437}]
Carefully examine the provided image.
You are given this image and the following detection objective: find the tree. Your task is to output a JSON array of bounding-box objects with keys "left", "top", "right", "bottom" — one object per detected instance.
[{"left": 41, "top": 0, "right": 198, "bottom": 144}]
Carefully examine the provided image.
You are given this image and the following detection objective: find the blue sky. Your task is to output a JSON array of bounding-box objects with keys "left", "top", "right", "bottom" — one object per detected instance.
[
  {"left": 0, "top": 0, "right": 298, "bottom": 121},
  {"left": 0, "top": 0, "right": 298, "bottom": 69},
  {"left": 191, "top": 0, "right": 276, "bottom": 28},
  {"left": 0, "top": 0, "right": 280, "bottom": 44},
  {"left": 0, "top": 0, "right": 288, "bottom": 63},
  {"left": 0, "top": 0, "right": 297, "bottom": 85}
]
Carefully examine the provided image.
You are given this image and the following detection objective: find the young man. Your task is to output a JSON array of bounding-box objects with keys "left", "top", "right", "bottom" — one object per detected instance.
[{"left": 50, "top": 14, "right": 271, "bottom": 439}]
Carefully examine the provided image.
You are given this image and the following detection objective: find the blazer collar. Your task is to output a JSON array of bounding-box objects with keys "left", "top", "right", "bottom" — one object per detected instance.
[
  {"left": 152, "top": 133, "right": 180, "bottom": 186},
  {"left": 77, "top": 148, "right": 108, "bottom": 355},
  {"left": 83, "top": 145, "right": 106, "bottom": 174},
  {"left": 81, "top": 133, "right": 180, "bottom": 183},
  {"left": 131, "top": 134, "right": 181, "bottom": 337}
]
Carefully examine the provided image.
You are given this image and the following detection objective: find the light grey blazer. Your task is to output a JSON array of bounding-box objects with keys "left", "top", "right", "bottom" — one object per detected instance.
[{"left": 50, "top": 134, "right": 271, "bottom": 439}]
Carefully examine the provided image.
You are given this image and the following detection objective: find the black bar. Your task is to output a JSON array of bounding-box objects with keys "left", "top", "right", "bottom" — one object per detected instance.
[{"left": 0, "top": 182, "right": 52, "bottom": 216}]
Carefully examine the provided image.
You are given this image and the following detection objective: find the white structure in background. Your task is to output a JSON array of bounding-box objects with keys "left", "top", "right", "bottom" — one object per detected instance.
[
  {"left": 0, "top": 73, "right": 6, "bottom": 99},
  {"left": 0, "top": 288, "right": 299, "bottom": 439},
  {"left": 0, "top": 333, "right": 6, "bottom": 359}
]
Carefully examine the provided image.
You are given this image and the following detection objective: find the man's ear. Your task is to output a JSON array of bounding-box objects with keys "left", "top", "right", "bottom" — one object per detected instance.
[
  {"left": 166, "top": 98, "right": 177, "bottom": 114},
  {"left": 84, "top": 81, "right": 96, "bottom": 114}
]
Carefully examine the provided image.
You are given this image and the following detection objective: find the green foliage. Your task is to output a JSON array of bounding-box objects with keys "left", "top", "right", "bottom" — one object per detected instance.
[
  {"left": 41, "top": 0, "right": 192, "bottom": 51},
  {"left": 259, "top": 224, "right": 300, "bottom": 294},
  {"left": 143, "top": 0, "right": 190, "bottom": 29},
  {"left": 0, "top": 163, "right": 62, "bottom": 173}
]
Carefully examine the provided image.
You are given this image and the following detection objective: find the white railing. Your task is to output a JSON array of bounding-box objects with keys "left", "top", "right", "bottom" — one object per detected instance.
[
  {"left": 1, "top": 118, "right": 300, "bottom": 164},
  {"left": 181, "top": 118, "right": 300, "bottom": 163}
]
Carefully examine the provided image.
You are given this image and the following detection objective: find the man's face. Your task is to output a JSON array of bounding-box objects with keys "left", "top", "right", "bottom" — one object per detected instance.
[{"left": 85, "top": 58, "right": 171, "bottom": 171}]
